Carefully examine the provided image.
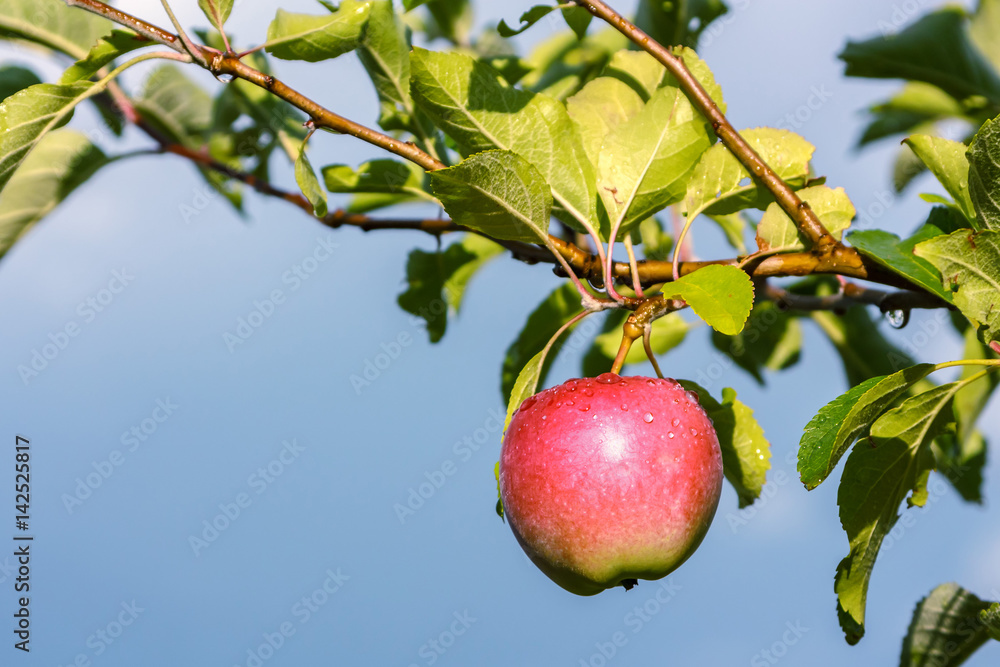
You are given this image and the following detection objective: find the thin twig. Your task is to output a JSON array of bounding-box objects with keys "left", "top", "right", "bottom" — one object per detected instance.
[
  {"left": 64, "top": 0, "right": 182, "bottom": 50},
  {"left": 160, "top": 0, "right": 209, "bottom": 67}
]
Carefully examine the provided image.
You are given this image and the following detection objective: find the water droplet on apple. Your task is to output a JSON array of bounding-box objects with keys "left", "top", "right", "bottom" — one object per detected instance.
[
  {"left": 566, "top": 400, "right": 575, "bottom": 406},
  {"left": 689, "top": 428, "right": 698, "bottom": 436},
  {"left": 520, "top": 396, "right": 538, "bottom": 411},
  {"left": 643, "top": 412, "right": 654, "bottom": 423},
  {"left": 620, "top": 404, "right": 629, "bottom": 411},
  {"left": 596, "top": 373, "right": 618, "bottom": 384},
  {"left": 579, "top": 405, "right": 590, "bottom": 412},
  {"left": 583, "top": 388, "right": 594, "bottom": 397},
  {"left": 684, "top": 390, "right": 699, "bottom": 403},
  {"left": 669, "top": 431, "right": 677, "bottom": 439},
  {"left": 541, "top": 415, "right": 547, "bottom": 420},
  {"left": 671, "top": 418, "right": 680, "bottom": 427},
  {"left": 647, "top": 379, "right": 657, "bottom": 386}
]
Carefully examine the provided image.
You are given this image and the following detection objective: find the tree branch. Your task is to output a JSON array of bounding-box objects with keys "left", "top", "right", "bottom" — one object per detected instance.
[
  {"left": 63, "top": 0, "right": 946, "bottom": 309},
  {"left": 763, "top": 284, "right": 951, "bottom": 313},
  {"left": 64, "top": 0, "right": 182, "bottom": 50},
  {"left": 572, "top": 0, "right": 839, "bottom": 253}
]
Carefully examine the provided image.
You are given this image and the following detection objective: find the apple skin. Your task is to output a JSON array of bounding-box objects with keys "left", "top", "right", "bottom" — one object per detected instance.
[{"left": 499, "top": 373, "right": 723, "bottom": 596}]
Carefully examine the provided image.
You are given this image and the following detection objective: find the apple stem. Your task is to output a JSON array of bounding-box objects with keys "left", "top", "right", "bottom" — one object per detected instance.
[
  {"left": 643, "top": 326, "right": 665, "bottom": 379},
  {"left": 610, "top": 318, "right": 643, "bottom": 374}
]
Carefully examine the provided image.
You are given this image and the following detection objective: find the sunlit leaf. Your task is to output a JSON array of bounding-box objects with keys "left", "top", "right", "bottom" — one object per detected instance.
[
  {"left": 265, "top": 2, "right": 373, "bottom": 62},
  {"left": 430, "top": 149, "right": 552, "bottom": 244}
]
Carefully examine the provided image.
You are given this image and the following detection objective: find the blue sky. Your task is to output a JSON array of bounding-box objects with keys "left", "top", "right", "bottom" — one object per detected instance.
[{"left": 1, "top": 0, "right": 999, "bottom": 665}]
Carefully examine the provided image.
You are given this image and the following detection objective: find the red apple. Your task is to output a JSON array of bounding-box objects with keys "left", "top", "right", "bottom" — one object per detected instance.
[{"left": 499, "top": 373, "right": 723, "bottom": 595}]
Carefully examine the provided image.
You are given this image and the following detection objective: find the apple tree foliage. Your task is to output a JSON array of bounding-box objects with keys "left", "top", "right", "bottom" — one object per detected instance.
[{"left": 2, "top": 0, "right": 1000, "bottom": 661}]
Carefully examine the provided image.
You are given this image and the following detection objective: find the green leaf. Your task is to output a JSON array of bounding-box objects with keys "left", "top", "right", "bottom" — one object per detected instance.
[
  {"left": 967, "top": 113, "right": 1000, "bottom": 231},
  {"left": 954, "top": 323, "right": 997, "bottom": 445},
  {"left": 198, "top": 0, "right": 234, "bottom": 34},
  {"left": 971, "top": 0, "right": 1000, "bottom": 71},
  {"left": 0, "top": 81, "right": 95, "bottom": 194},
  {"left": 903, "top": 135, "right": 977, "bottom": 225},
  {"left": 60, "top": 30, "right": 150, "bottom": 84},
  {"left": 134, "top": 65, "right": 212, "bottom": 146},
  {"left": 566, "top": 77, "right": 645, "bottom": 170},
  {"left": 858, "top": 83, "right": 964, "bottom": 146},
  {"left": 601, "top": 50, "right": 669, "bottom": 101},
  {"left": 0, "top": 130, "right": 107, "bottom": 259},
  {"left": 430, "top": 149, "right": 553, "bottom": 244},
  {"left": 498, "top": 5, "right": 555, "bottom": 38},
  {"left": 0, "top": 0, "right": 112, "bottom": 59},
  {"left": 934, "top": 429, "right": 987, "bottom": 505},
  {"left": 322, "top": 158, "right": 431, "bottom": 207},
  {"left": 756, "top": 185, "right": 855, "bottom": 252},
  {"left": 582, "top": 311, "right": 687, "bottom": 376},
  {"left": 835, "top": 381, "right": 965, "bottom": 644},
  {"left": 934, "top": 326, "right": 997, "bottom": 504},
  {"left": 265, "top": 2, "right": 373, "bottom": 62},
  {"left": 711, "top": 300, "right": 802, "bottom": 384},
  {"left": 638, "top": 216, "right": 673, "bottom": 261},
  {"left": 660, "top": 265, "right": 753, "bottom": 336},
  {"left": 501, "top": 282, "right": 580, "bottom": 403},
  {"left": 519, "top": 27, "right": 626, "bottom": 101},
  {"left": 598, "top": 48, "right": 724, "bottom": 236},
  {"left": 808, "top": 304, "right": 918, "bottom": 387},
  {"left": 294, "top": 142, "right": 327, "bottom": 218},
  {"left": 895, "top": 139, "right": 931, "bottom": 192},
  {"left": 398, "top": 235, "right": 502, "bottom": 343},
  {"left": 504, "top": 348, "right": 545, "bottom": 433},
  {"left": 634, "top": 0, "right": 729, "bottom": 49},
  {"left": 134, "top": 64, "right": 246, "bottom": 210},
  {"left": 982, "top": 602, "right": 1000, "bottom": 641},
  {"left": 839, "top": 8, "right": 1000, "bottom": 106},
  {"left": 410, "top": 47, "right": 596, "bottom": 233},
  {"left": 847, "top": 229, "right": 954, "bottom": 303},
  {"left": 560, "top": 6, "right": 592, "bottom": 40},
  {"left": 797, "top": 363, "right": 936, "bottom": 490},
  {"left": 914, "top": 230, "right": 1000, "bottom": 343},
  {"left": 679, "top": 382, "right": 770, "bottom": 508},
  {"left": 901, "top": 583, "right": 994, "bottom": 666},
  {"left": 423, "top": 0, "right": 473, "bottom": 47},
  {"left": 0, "top": 65, "right": 41, "bottom": 101},
  {"left": 684, "top": 127, "right": 814, "bottom": 217},
  {"left": 358, "top": 0, "right": 415, "bottom": 132},
  {"left": 709, "top": 213, "right": 747, "bottom": 253}
]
